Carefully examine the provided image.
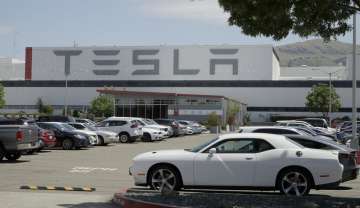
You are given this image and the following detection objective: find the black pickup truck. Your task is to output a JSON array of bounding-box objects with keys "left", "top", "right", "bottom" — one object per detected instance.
[{"left": 0, "top": 119, "right": 39, "bottom": 161}]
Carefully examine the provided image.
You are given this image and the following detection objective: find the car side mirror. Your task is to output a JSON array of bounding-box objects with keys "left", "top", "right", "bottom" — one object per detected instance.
[{"left": 209, "top": 148, "right": 216, "bottom": 157}]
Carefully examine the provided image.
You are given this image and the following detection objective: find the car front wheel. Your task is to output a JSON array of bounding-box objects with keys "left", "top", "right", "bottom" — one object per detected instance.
[
  {"left": 278, "top": 168, "right": 311, "bottom": 196},
  {"left": 62, "top": 139, "right": 74, "bottom": 150},
  {"left": 119, "top": 133, "right": 129, "bottom": 143},
  {"left": 149, "top": 165, "right": 181, "bottom": 192},
  {"left": 5, "top": 152, "right": 21, "bottom": 161}
]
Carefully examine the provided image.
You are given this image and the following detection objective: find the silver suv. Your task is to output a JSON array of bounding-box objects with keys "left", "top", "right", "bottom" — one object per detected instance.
[{"left": 95, "top": 117, "right": 143, "bottom": 143}]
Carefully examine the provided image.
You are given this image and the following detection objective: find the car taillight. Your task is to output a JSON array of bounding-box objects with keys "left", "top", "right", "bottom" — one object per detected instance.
[
  {"left": 16, "top": 131, "right": 24, "bottom": 141},
  {"left": 130, "top": 123, "right": 138, "bottom": 128},
  {"left": 355, "top": 151, "right": 360, "bottom": 165}
]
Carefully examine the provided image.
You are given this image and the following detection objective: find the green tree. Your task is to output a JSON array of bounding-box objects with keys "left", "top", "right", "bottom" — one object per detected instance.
[
  {"left": 305, "top": 84, "right": 341, "bottom": 117},
  {"left": 36, "top": 98, "right": 44, "bottom": 113},
  {"left": 90, "top": 95, "right": 114, "bottom": 117},
  {"left": 72, "top": 110, "right": 80, "bottom": 118},
  {"left": 218, "top": 0, "right": 358, "bottom": 41},
  {"left": 207, "top": 112, "right": 221, "bottom": 127},
  {"left": 0, "top": 84, "right": 5, "bottom": 109},
  {"left": 42, "top": 105, "right": 54, "bottom": 115},
  {"left": 36, "top": 97, "right": 53, "bottom": 115},
  {"left": 227, "top": 100, "right": 240, "bottom": 126}
]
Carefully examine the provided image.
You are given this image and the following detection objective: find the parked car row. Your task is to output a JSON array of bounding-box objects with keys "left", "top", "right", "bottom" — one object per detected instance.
[{"left": 0, "top": 115, "right": 208, "bottom": 161}]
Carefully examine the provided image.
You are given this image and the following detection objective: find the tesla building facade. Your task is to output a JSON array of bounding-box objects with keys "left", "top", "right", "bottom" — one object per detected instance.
[{"left": 0, "top": 45, "right": 358, "bottom": 122}]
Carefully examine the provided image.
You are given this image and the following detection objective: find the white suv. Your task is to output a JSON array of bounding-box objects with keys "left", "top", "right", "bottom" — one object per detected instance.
[{"left": 95, "top": 117, "right": 143, "bottom": 143}]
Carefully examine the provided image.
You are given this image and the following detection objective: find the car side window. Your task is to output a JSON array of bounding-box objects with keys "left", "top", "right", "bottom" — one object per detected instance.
[
  {"left": 256, "top": 140, "right": 274, "bottom": 152},
  {"left": 210, "top": 139, "right": 256, "bottom": 153},
  {"left": 74, "top": 124, "right": 85, "bottom": 129},
  {"left": 109, "top": 121, "right": 127, "bottom": 126},
  {"left": 96, "top": 121, "right": 108, "bottom": 127}
]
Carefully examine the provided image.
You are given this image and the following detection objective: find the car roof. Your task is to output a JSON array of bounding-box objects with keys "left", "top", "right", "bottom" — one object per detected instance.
[
  {"left": 240, "top": 126, "right": 299, "bottom": 131},
  {"left": 105, "top": 117, "right": 133, "bottom": 121},
  {"left": 217, "top": 133, "right": 302, "bottom": 149}
]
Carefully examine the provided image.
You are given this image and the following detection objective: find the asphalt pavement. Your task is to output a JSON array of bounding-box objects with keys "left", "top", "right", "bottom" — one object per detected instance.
[{"left": 1, "top": 133, "right": 360, "bottom": 208}]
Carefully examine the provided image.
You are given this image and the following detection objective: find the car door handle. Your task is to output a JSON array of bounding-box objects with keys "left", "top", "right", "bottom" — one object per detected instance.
[{"left": 245, "top": 157, "right": 253, "bottom": 160}]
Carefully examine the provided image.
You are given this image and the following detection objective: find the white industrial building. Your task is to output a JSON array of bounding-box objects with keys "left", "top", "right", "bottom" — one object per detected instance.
[{"left": 0, "top": 45, "right": 359, "bottom": 122}]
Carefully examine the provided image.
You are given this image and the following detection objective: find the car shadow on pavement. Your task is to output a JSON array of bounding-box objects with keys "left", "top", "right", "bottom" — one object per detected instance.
[
  {"left": 58, "top": 201, "right": 117, "bottom": 208},
  {"left": 0, "top": 159, "right": 30, "bottom": 164}
]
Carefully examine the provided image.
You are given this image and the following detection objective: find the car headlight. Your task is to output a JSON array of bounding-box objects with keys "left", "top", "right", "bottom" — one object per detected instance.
[{"left": 74, "top": 134, "right": 84, "bottom": 139}]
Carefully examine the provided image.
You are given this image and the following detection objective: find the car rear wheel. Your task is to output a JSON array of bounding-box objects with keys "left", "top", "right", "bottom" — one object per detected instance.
[
  {"left": 98, "top": 136, "right": 105, "bottom": 146},
  {"left": 278, "top": 168, "right": 311, "bottom": 196},
  {"left": 62, "top": 138, "right": 74, "bottom": 150},
  {"left": 0, "top": 146, "right": 5, "bottom": 161},
  {"left": 119, "top": 133, "right": 130, "bottom": 143},
  {"left": 149, "top": 165, "right": 182, "bottom": 192},
  {"left": 5, "top": 152, "right": 21, "bottom": 161}
]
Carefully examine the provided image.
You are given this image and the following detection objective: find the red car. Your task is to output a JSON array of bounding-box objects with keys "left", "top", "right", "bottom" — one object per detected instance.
[{"left": 38, "top": 128, "right": 56, "bottom": 151}]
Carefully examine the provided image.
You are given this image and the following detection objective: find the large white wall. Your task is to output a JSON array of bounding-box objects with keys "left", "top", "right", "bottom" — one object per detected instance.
[{"left": 31, "top": 45, "right": 276, "bottom": 81}]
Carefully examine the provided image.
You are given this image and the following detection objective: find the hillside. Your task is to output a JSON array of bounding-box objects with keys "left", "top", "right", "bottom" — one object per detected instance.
[{"left": 275, "top": 39, "right": 360, "bottom": 67}]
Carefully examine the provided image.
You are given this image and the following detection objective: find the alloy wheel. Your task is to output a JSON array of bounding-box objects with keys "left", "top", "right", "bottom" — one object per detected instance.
[
  {"left": 62, "top": 139, "right": 73, "bottom": 150},
  {"left": 151, "top": 168, "right": 177, "bottom": 192},
  {"left": 281, "top": 171, "right": 308, "bottom": 196},
  {"left": 119, "top": 134, "right": 129, "bottom": 143}
]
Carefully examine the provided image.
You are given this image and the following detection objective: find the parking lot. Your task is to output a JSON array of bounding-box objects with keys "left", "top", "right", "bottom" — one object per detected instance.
[{"left": 1, "top": 133, "right": 360, "bottom": 208}]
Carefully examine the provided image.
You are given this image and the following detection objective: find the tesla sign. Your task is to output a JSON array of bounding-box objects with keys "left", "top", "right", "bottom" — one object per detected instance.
[{"left": 30, "top": 45, "right": 274, "bottom": 80}]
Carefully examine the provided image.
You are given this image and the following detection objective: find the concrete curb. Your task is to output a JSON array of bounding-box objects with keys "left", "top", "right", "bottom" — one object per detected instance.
[{"left": 112, "top": 189, "right": 184, "bottom": 208}]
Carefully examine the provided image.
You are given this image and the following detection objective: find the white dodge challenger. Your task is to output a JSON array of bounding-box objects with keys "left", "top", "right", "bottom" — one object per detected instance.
[{"left": 129, "top": 133, "right": 343, "bottom": 196}]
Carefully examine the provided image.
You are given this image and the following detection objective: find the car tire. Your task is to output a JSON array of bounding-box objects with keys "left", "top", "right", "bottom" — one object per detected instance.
[
  {"left": 0, "top": 146, "right": 6, "bottom": 161},
  {"left": 62, "top": 138, "right": 74, "bottom": 150},
  {"left": 119, "top": 133, "right": 130, "bottom": 143},
  {"left": 5, "top": 152, "right": 21, "bottom": 161},
  {"left": 98, "top": 136, "right": 105, "bottom": 146},
  {"left": 277, "top": 168, "right": 312, "bottom": 196},
  {"left": 149, "top": 165, "right": 182, "bottom": 192},
  {"left": 142, "top": 133, "right": 152, "bottom": 142}
]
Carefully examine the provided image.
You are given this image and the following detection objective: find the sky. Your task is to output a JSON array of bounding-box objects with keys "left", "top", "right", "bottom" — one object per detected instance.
[{"left": 0, "top": 0, "right": 359, "bottom": 59}]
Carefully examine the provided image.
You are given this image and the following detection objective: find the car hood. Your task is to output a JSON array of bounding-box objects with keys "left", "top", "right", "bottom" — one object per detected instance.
[
  {"left": 142, "top": 127, "right": 160, "bottom": 133},
  {"left": 145, "top": 124, "right": 170, "bottom": 129},
  {"left": 134, "top": 149, "right": 194, "bottom": 161},
  {"left": 73, "top": 129, "right": 97, "bottom": 136},
  {"left": 96, "top": 130, "right": 117, "bottom": 136}
]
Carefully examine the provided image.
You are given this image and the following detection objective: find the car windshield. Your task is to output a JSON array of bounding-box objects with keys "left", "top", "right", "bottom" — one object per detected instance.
[
  {"left": 188, "top": 137, "right": 219, "bottom": 153},
  {"left": 146, "top": 119, "right": 158, "bottom": 125},
  {"left": 296, "top": 129, "right": 313, "bottom": 137},
  {"left": 295, "top": 127, "right": 317, "bottom": 136},
  {"left": 60, "top": 123, "right": 76, "bottom": 131},
  {"left": 143, "top": 119, "right": 158, "bottom": 125},
  {"left": 84, "top": 124, "right": 97, "bottom": 131},
  {"left": 137, "top": 120, "right": 147, "bottom": 126}
]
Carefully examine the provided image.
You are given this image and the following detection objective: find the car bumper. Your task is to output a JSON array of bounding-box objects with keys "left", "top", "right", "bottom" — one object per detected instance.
[
  {"left": 75, "top": 139, "right": 90, "bottom": 147},
  {"left": 342, "top": 168, "right": 359, "bottom": 182},
  {"left": 17, "top": 141, "right": 40, "bottom": 150},
  {"left": 43, "top": 141, "right": 56, "bottom": 148},
  {"left": 129, "top": 166, "right": 147, "bottom": 186}
]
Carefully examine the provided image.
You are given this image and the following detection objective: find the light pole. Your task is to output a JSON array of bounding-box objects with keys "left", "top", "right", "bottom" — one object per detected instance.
[
  {"left": 328, "top": 72, "right": 332, "bottom": 125},
  {"left": 351, "top": 10, "right": 359, "bottom": 149},
  {"left": 64, "top": 73, "right": 68, "bottom": 116}
]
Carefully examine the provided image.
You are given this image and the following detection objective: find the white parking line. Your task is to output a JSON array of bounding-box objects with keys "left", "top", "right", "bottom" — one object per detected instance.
[{"left": 69, "top": 167, "right": 118, "bottom": 173}]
